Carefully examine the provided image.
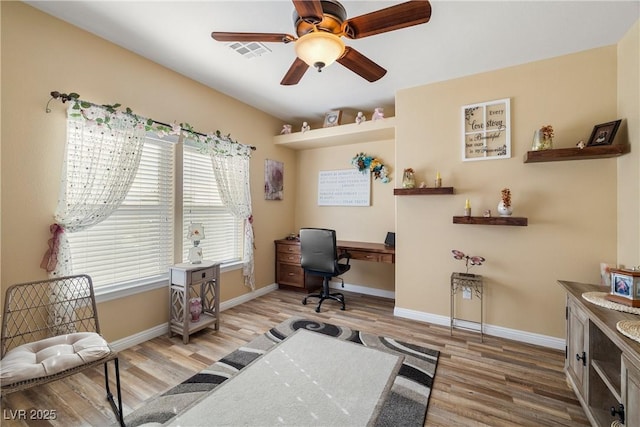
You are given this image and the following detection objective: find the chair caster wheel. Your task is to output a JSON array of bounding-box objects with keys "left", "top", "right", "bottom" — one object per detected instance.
[
  {"left": 340, "top": 306, "right": 345, "bottom": 311},
  {"left": 315, "top": 307, "right": 321, "bottom": 313},
  {"left": 302, "top": 299, "right": 307, "bottom": 305}
]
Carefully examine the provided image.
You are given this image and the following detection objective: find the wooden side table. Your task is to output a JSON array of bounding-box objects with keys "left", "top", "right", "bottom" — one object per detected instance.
[
  {"left": 169, "top": 261, "right": 220, "bottom": 344},
  {"left": 450, "top": 272, "right": 484, "bottom": 341}
]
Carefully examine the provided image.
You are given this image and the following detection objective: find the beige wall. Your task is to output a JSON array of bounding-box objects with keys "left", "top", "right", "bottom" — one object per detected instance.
[
  {"left": 294, "top": 140, "right": 395, "bottom": 291},
  {"left": 2, "top": 2, "right": 637, "bottom": 344},
  {"left": 0, "top": 2, "right": 295, "bottom": 341},
  {"left": 395, "top": 47, "right": 621, "bottom": 338},
  {"left": 617, "top": 20, "right": 640, "bottom": 267}
]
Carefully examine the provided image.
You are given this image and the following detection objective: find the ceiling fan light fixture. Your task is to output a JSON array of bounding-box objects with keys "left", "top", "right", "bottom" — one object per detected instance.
[{"left": 294, "top": 31, "right": 345, "bottom": 72}]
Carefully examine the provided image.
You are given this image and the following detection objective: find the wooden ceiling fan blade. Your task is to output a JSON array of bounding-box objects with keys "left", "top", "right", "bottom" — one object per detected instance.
[
  {"left": 337, "top": 47, "right": 387, "bottom": 82},
  {"left": 211, "top": 32, "right": 295, "bottom": 43},
  {"left": 292, "top": 0, "right": 324, "bottom": 24},
  {"left": 281, "top": 57, "right": 309, "bottom": 85},
  {"left": 343, "top": 0, "right": 432, "bottom": 39}
]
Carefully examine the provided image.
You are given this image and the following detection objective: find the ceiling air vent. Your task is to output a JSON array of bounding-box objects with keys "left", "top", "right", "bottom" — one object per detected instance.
[{"left": 227, "top": 42, "right": 272, "bottom": 59}]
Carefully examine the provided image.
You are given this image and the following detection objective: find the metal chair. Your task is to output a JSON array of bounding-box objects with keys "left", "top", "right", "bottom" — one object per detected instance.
[
  {"left": 300, "top": 228, "right": 351, "bottom": 312},
  {"left": 0, "top": 275, "right": 124, "bottom": 426}
]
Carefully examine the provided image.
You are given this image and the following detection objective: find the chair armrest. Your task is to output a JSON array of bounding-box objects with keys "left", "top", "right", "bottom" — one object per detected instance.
[{"left": 338, "top": 252, "right": 351, "bottom": 265}]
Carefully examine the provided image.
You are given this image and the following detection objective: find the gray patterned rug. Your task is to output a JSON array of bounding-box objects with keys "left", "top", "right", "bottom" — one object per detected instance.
[{"left": 124, "top": 317, "right": 439, "bottom": 427}]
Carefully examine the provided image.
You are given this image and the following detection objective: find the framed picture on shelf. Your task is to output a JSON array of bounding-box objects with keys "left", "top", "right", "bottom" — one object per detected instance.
[
  {"left": 323, "top": 110, "right": 342, "bottom": 128},
  {"left": 586, "top": 119, "right": 621, "bottom": 146}
]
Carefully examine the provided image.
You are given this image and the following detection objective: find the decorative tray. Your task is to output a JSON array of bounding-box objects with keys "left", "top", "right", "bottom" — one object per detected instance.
[
  {"left": 617, "top": 320, "right": 640, "bottom": 344},
  {"left": 582, "top": 291, "right": 640, "bottom": 315}
]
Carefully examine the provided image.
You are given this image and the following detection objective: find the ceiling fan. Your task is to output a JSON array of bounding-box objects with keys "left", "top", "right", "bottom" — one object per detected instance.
[{"left": 211, "top": 0, "right": 432, "bottom": 85}]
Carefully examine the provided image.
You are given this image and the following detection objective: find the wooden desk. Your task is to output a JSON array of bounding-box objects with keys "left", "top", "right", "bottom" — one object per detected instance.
[
  {"left": 337, "top": 240, "right": 395, "bottom": 264},
  {"left": 274, "top": 239, "right": 395, "bottom": 292}
]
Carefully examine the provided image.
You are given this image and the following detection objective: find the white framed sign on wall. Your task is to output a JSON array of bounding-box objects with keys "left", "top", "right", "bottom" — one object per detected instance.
[
  {"left": 462, "top": 98, "right": 511, "bottom": 161},
  {"left": 317, "top": 169, "right": 371, "bottom": 206}
]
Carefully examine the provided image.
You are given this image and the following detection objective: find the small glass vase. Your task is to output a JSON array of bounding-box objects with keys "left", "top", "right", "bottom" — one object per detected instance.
[
  {"left": 531, "top": 130, "right": 553, "bottom": 151},
  {"left": 402, "top": 170, "right": 416, "bottom": 189}
]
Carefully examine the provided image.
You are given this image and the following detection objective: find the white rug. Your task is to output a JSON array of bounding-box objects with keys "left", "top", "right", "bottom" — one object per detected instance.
[{"left": 167, "top": 329, "right": 404, "bottom": 426}]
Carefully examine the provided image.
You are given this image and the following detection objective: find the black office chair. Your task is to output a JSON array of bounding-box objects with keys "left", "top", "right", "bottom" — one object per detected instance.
[{"left": 299, "top": 228, "right": 351, "bottom": 312}]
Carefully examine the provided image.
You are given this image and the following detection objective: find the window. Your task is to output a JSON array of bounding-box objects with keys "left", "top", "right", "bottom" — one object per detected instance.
[
  {"left": 66, "top": 135, "right": 244, "bottom": 294},
  {"left": 182, "top": 143, "right": 243, "bottom": 264},
  {"left": 66, "top": 135, "right": 174, "bottom": 289}
]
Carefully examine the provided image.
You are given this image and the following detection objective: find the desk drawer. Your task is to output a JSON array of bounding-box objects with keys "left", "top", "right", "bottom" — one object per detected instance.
[
  {"left": 278, "top": 253, "right": 301, "bottom": 264},
  {"left": 276, "top": 243, "right": 301, "bottom": 255},
  {"left": 348, "top": 250, "right": 394, "bottom": 264},
  {"left": 277, "top": 263, "right": 304, "bottom": 288}
]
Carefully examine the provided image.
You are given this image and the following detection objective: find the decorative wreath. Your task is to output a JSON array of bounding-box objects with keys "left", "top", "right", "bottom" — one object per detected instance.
[{"left": 351, "top": 152, "right": 390, "bottom": 183}]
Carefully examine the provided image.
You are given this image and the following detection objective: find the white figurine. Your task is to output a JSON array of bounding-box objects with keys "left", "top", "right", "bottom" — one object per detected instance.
[
  {"left": 371, "top": 107, "right": 384, "bottom": 121},
  {"left": 281, "top": 124, "right": 292, "bottom": 134},
  {"left": 301, "top": 121, "right": 310, "bottom": 133},
  {"left": 355, "top": 111, "right": 366, "bottom": 125},
  {"left": 577, "top": 140, "right": 585, "bottom": 149}
]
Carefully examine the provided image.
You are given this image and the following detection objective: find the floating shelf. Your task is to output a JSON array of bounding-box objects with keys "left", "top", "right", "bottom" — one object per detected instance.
[
  {"left": 523, "top": 144, "right": 630, "bottom": 163},
  {"left": 453, "top": 216, "right": 528, "bottom": 226},
  {"left": 273, "top": 117, "right": 396, "bottom": 150},
  {"left": 394, "top": 187, "right": 454, "bottom": 195}
]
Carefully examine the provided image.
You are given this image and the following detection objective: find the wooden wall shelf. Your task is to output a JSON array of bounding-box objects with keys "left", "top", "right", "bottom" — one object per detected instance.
[
  {"left": 394, "top": 187, "right": 454, "bottom": 195},
  {"left": 273, "top": 117, "right": 396, "bottom": 150},
  {"left": 453, "top": 216, "right": 528, "bottom": 226},
  {"left": 523, "top": 144, "right": 630, "bottom": 163}
]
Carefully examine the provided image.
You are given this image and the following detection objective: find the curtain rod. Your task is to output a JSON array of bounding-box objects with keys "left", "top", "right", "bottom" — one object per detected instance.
[{"left": 45, "top": 91, "right": 256, "bottom": 151}]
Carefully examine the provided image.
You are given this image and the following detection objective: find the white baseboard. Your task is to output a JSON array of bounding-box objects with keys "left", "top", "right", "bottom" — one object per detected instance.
[
  {"left": 328, "top": 281, "right": 395, "bottom": 300},
  {"left": 393, "top": 306, "right": 565, "bottom": 350},
  {"left": 109, "top": 283, "right": 278, "bottom": 351},
  {"left": 110, "top": 284, "right": 563, "bottom": 351},
  {"left": 220, "top": 283, "right": 278, "bottom": 311},
  {"left": 110, "top": 323, "right": 168, "bottom": 352}
]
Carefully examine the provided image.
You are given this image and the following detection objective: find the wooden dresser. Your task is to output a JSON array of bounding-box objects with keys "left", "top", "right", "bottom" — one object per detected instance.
[
  {"left": 559, "top": 280, "right": 640, "bottom": 426},
  {"left": 274, "top": 239, "right": 322, "bottom": 292}
]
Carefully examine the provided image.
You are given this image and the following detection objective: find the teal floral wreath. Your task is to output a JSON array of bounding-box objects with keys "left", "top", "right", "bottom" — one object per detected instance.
[{"left": 351, "top": 152, "right": 390, "bottom": 183}]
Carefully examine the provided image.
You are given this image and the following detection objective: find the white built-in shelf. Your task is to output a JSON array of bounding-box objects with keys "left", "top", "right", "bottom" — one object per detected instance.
[{"left": 273, "top": 117, "right": 396, "bottom": 150}]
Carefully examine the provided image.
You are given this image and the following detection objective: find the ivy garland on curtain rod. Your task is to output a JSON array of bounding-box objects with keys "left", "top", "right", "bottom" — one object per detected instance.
[{"left": 45, "top": 91, "right": 257, "bottom": 151}]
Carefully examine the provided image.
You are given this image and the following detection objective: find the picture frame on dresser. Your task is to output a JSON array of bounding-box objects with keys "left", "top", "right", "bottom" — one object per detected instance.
[{"left": 607, "top": 268, "right": 640, "bottom": 307}]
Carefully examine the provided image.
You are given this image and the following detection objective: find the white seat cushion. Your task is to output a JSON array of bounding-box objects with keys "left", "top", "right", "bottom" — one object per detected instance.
[{"left": 1, "top": 332, "right": 111, "bottom": 385}]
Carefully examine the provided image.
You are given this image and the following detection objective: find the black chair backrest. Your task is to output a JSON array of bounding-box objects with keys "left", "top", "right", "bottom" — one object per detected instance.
[{"left": 300, "top": 228, "right": 338, "bottom": 274}]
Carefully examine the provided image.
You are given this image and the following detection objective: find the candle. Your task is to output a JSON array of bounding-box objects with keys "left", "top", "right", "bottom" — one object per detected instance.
[
  {"left": 465, "top": 199, "right": 470, "bottom": 209},
  {"left": 435, "top": 171, "right": 442, "bottom": 188},
  {"left": 436, "top": 171, "right": 441, "bottom": 180}
]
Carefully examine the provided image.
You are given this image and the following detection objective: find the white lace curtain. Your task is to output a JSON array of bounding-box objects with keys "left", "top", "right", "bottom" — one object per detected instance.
[
  {"left": 41, "top": 99, "right": 255, "bottom": 295},
  {"left": 41, "top": 103, "right": 147, "bottom": 277},
  {"left": 207, "top": 142, "right": 254, "bottom": 290}
]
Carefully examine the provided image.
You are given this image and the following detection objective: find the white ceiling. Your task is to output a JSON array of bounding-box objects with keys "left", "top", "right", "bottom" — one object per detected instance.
[{"left": 26, "top": 1, "right": 639, "bottom": 125}]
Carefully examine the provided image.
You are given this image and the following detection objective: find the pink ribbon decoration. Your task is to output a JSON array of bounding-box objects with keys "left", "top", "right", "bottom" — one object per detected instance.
[{"left": 40, "top": 223, "right": 64, "bottom": 272}]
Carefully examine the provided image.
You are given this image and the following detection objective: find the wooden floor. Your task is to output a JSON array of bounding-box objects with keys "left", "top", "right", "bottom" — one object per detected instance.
[{"left": 1, "top": 289, "right": 589, "bottom": 427}]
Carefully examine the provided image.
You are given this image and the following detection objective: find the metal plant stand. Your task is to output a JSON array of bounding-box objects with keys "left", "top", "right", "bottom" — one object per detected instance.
[{"left": 450, "top": 272, "right": 484, "bottom": 342}]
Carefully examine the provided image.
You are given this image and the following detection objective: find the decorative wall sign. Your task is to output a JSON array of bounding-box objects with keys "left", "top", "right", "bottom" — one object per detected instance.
[
  {"left": 318, "top": 169, "right": 370, "bottom": 206},
  {"left": 462, "top": 98, "right": 511, "bottom": 161},
  {"left": 264, "top": 159, "right": 283, "bottom": 200}
]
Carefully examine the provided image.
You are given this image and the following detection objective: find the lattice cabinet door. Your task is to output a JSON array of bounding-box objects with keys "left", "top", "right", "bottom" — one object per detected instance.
[{"left": 169, "top": 261, "right": 220, "bottom": 344}]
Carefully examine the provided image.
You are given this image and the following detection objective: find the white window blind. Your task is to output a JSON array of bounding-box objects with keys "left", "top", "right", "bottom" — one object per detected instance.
[
  {"left": 182, "top": 143, "right": 242, "bottom": 264},
  {"left": 67, "top": 135, "right": 175, "bottom": 288}
]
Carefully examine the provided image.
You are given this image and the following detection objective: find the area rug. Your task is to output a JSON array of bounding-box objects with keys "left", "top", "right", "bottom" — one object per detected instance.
[
  {"left": 124, "top": 317, "right": 440, "bottom": 427},
  {"left": 166, "top": 329, "right": 404, "bottom": 426}
]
